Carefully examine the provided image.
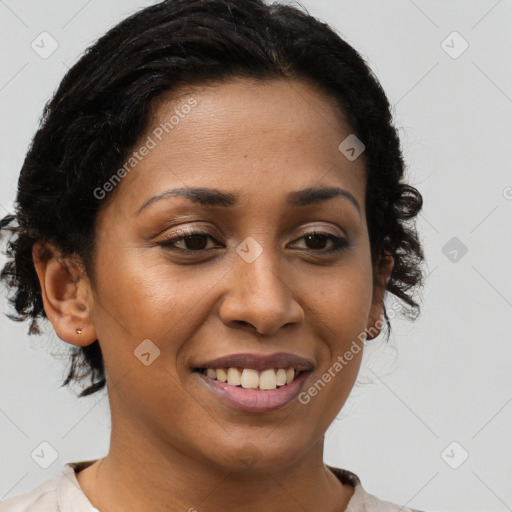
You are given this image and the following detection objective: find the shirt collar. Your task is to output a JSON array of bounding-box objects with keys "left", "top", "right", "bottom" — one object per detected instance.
[{"left": 58, "top": 460, "right": 99, "bottom": 512}]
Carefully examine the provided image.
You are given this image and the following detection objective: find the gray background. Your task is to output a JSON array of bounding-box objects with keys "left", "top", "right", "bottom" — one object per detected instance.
[{"left": 1, "top": 1, "right": 511, "bottom": 511}]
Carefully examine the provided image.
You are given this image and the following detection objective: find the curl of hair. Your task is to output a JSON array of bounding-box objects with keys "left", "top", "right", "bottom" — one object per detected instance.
[{"left": 0, "top": 0, "right": 425, "bottom": 397}]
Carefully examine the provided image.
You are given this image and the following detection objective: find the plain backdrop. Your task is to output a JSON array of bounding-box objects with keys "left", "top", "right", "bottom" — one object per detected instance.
[{"left": 1, "top": 1, "right": 511, "bottom": 511}]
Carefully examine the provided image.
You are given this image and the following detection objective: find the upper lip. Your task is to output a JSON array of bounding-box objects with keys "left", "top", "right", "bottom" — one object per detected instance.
[{"left": 193, "top": 352, "right": 315, "bottom": 372}]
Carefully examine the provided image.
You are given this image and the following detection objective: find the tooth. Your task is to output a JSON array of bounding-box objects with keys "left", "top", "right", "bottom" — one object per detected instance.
[
  {"left": 285, "top": 368, "right": 294, "bottom": 384},
  {"left": 206, "top": 368, "right": 217, "bottom": 379},
  {"left": 227, "top": 367, "right": 242, "bottom": 386},
  {"left": 276, "top": 369, "right": 287, "bottom": 386},
  {"left": 241, "top": 369, "right": 259, "bottom": 389},
  {"left": 216, "top": 368, "right": 227, "bottom": 382},
  {"left": 259, "top": 369, "right": 277, "bottom": 390}
]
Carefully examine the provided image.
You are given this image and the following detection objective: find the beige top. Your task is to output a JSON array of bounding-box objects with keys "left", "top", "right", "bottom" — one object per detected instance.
[{"left": 0, "top": 460, "right": 426, "bottom": 511}]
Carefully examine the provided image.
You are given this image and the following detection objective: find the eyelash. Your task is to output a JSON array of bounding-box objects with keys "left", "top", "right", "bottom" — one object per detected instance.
[{"left": 156, "top": 228, "right": 350, "bottom": 255}]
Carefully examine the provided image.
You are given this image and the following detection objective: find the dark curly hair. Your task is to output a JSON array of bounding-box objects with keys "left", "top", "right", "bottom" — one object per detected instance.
[{"left": 0, "top": 0, "right": 425, "bottom": 398}]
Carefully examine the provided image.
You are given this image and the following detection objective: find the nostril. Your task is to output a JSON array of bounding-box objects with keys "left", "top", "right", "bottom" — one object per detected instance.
[{"left": 233, "top": 320, "right": 254, "bottom": 329}]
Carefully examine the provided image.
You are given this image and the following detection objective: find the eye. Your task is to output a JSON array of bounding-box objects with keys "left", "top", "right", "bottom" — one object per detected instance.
[
  {"left": 156, "top": 229, "right": 221, "bottom": 253},
  {"left": 156, "top": 228, "right": 350, "bottom": 255},
  {"left": 289, "top": 230, "right": 349, "bottom": 253}
]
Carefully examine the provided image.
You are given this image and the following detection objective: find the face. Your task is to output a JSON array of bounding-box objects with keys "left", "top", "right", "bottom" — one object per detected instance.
[{"left": 45, "top": 78, "right": 392, "bottom": 471}]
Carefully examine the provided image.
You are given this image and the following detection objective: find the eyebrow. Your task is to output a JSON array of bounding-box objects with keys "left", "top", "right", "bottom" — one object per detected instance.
[{"left": 136, "top": 185, "right": 361, "bottom": 216}]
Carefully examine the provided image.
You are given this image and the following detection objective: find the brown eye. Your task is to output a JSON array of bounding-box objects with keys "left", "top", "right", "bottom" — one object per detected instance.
[
  {"left": 304, "top": 233, "right": 329, "bottom": 250},
  {"left": 157, "top": 229, "right": 349, "bottom": 255},
  {"left": 179, "top": 234, "right": 209, "bottom": 251},
  {"left": 291, "top": 231, "right": 349, "bottom": 254},
  {"left": 157, "top": 230, "right": 220, "bottom": 252}
]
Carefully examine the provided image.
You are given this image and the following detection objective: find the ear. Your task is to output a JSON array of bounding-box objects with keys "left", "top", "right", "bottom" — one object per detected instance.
[
  {"left": 365, "top": 253, "right": 394, "bottom": 341},
  {"left": 32, "top": 240, "right": 97, "bottom": 347}
]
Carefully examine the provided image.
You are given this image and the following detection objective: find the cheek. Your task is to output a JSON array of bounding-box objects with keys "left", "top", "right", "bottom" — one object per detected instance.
[
  {"left": 89, "top": 248, "right": 213, "bottom": 438},
  {"left": 299, "top": 256, "right": 373, "bottom": 417},
  {"left": 314, "top": 275, "right": 370, "bottom": 374},
  {"left": 89, "top": 243, "right": 224, "bottom": 377},
  {"left": 311, "top": 254, "right": 374, "bottom": 339},
  {"left": 297, "top": 285, "right": 368, "bottom": 437}
]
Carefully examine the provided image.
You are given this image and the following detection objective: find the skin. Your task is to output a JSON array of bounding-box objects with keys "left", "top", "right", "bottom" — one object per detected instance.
[{"left": 33, "top": 77, "right": 393, "bottom": 512}]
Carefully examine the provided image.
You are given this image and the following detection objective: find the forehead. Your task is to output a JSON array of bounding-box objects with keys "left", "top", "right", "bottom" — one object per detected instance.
[
  {"left": 104, "top": 77, "right": 367, "bottom": 215},
  {"left": 149, "top": 77, "right": 354, "bottom": 158}
]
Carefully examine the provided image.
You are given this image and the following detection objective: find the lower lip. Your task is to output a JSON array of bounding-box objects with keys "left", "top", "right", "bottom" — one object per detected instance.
[{"left": 196, "top": 371, "right": 311, "bottom": 413}]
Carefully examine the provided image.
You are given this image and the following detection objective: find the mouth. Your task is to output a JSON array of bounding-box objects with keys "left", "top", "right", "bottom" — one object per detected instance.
[
  {"left": 193, "top": 366, "right": 306, "bottom": 391},
  {"left": 192, "top": 352, "right": 314, "bottom": 413}
]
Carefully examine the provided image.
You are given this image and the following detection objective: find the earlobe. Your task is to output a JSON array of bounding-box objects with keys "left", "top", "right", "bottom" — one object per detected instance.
[
  {"left": 365, "top": 254, "right": 394, "bottom": 340},
  {"left": 32, "top": 241, "right": 97, "bottom": 347}
]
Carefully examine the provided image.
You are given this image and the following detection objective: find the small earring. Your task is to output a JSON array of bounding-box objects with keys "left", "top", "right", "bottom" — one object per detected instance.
[{"left": 76, "top": 328, "right": 82, "bottom": 335}]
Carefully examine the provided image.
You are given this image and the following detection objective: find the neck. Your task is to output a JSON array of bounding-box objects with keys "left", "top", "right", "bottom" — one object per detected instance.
[{"left": 80, "top": 415, "right": 354, "bottom": 512}]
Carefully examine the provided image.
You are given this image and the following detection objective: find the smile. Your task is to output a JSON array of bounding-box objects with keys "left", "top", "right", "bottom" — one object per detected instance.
[
  {"left": 196, "top": 367, "right": 300, "bottom": 390},
  {"left": 192, "top": 352, "right": 314, "bottom": 412}
]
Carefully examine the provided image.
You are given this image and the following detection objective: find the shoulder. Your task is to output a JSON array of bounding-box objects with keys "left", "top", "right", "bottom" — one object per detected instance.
[
  {"left": 327, "top": 465, "right": 429, "bottom": 512},
  {"left": 0, "top": 475, "right": 60, "bottom": 512},
  {"left": 0, "top": 460, "right": 98, "bottom": 512}
]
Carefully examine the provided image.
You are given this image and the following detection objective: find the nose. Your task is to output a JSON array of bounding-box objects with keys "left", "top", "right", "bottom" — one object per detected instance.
[{"left": 218, "top": 244, "right": 304, "bottom": 335}]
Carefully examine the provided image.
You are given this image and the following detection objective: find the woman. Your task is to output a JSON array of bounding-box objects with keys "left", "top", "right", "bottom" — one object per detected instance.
[{"left": 0, "top": 0, "right": 426, "bottom": 510}]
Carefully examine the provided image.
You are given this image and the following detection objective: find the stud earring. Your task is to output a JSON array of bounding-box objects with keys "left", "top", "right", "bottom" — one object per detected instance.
[{"left": 76, "top": 328, "right": 83, "bottom": 335}]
